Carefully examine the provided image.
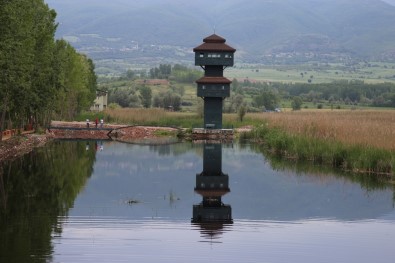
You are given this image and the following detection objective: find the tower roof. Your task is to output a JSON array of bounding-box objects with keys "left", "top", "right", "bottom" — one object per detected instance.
[
  {"left": 204, "top": 34, "right": 226, "bottom": 43},
  {"left": 193, "top": 34, "right": 236, "bottom": 52}
]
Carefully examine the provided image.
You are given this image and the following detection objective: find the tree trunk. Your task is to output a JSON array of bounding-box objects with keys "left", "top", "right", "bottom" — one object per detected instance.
[
  {"left": 0, "top": 165, "right": 7, "bottom": 210},
  {"left": 0, "top": 97, "right": 8, "bottom": 141}
]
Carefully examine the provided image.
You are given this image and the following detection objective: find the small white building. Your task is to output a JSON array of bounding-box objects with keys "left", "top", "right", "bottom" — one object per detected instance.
[{"left": 90, "top": 89, "right": 108, "bottom": 111}]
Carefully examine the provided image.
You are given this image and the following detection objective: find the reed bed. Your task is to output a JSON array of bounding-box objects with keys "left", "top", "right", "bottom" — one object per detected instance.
[
  {"left": 246, "top": 110, "right": 395, "bottom": 151},
  {"left": 243, "top": 110, "right": 395, "bottom": 175},
  {"left": 104, "top": 108, "right": 201, "bottom": 127},
  {"left": 104, "top": 108, "right": 244, "bottom": 128}
]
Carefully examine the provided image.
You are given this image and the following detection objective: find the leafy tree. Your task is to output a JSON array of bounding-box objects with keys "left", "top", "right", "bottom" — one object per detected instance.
[
  {"left": 153, "top": 91, "right": 181, "bottom": 111},
  {"left": 125, "top": 69, "right": 135, "bottom": 79},
  {"left": 231, "top": 78, "right": 240, "bottom": 92},
  {"left": 0, "top": 0, "right": 97, "bottom": 134},
  {"left": 0, "top": 0, "right": 36, "bottom": 137},
  {"left": 224, "top": 94, "right": 244, "bottom": 113},
  {"left": 29, "top": 2, "right": 58, "bottom": 127},
  {"left": 139, "top": 86, "right": 152, "bottom": 108},
  {"left": 238, "top": 104, "right": 247, "bottom": 122},
  {"left": 171, "top": 67, "right": 202, "bottom": 83},
  {"left": 109, "top": 88, "right": 140, "bottom": 108},
  {"left": 253, "top": 90, "right": 279, "bottom": 111},
  {"left": 291, "top": 96, "right": 303, "bottom": 110},
  {"left": 149, "top": 64, "right": 172, "bottom": 79},
  {"left": 52, "top": 41, "right": 97, "bottom": 120}
]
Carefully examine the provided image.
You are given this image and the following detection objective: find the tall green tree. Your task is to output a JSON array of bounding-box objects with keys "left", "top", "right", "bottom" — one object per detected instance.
[
  {"left": 0, "top": 0, "right": 97, "bottom": 135},
  {"left": 291, "top": 96, "right": 303, "bottom": 110},
  {"left": 52, "top": 41, "right": 97, "bottom": 120},
  {"left": 253, "top": 90, "right": 279, "bottom": 111},
  {"left": 0, "top": 0, "right": 36, "bottom": 138},
  {"left": 139, "top": 86, "right": 152, "bottom": 108},
  {"left": 29, "top": 2, "right": 58, "bottom": 127}
]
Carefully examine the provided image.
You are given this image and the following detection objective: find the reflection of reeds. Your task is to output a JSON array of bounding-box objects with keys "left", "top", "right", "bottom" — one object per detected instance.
[{"left": 242, "top": 110, "right": 395, "bottom": 176}]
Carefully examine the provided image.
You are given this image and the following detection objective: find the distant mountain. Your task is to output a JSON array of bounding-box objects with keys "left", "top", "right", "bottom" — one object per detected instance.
[
  {"left": 46, "top": 0, "right": 395, "bottom": 62},
  {"left": 382, "top": 0, "right": 395, "bottom": 5}
]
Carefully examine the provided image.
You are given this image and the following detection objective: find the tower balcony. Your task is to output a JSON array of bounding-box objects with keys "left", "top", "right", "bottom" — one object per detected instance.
[
  {"left": 196, "top": 77, "right": 231, "bottom": 98},
  {"left": 195, "top": 52, "right": 234, "bottom": 67}
]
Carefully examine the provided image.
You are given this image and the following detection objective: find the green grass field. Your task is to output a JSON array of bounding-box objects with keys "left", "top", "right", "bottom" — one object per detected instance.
[
  {"left": 96, "top": 59, "right": 395, "bottom": 85},
  {"left": 226, "top": 62, "right": 395, "bottom": 84}
]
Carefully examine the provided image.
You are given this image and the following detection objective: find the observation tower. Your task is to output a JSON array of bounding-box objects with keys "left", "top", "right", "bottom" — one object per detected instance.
[{"left": 193, "top": 34, "right": 236, "bottom": 136}]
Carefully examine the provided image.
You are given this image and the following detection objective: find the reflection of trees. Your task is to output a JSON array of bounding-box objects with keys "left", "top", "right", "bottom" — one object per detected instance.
[{"left": 0, "top": 141, "right": 95, "bottom": 263}]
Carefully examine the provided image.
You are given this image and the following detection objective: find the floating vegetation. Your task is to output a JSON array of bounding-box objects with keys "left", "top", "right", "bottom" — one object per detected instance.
[{"left": 125, "top": 199, "right": 140, "bottom": 205}]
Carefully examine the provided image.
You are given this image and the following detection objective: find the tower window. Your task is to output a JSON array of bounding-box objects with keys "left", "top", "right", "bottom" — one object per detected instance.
[
  {"left": 199, "top": 53, "right": 204, "bottom": 58},
  {"left": 208, "top": 53, "right": 221, "bottom": 58}
]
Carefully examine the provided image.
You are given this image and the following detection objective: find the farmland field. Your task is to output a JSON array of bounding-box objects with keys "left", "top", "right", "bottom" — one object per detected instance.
[{"left": 226, "top": 62, "right": 395, "bottom": 84}]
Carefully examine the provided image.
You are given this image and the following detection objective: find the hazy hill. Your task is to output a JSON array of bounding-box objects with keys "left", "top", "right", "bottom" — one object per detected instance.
[
  {"left": 383, "top": 0, "right": 395, "bottom": 5},
  {"left": 46, "top": 0, "right": 395, "bottom": 62}
]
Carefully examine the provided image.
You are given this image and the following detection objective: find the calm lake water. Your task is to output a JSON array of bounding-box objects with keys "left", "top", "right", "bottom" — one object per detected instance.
[{"left": 1, "top": 140, "right": 395, "bottom": 263}]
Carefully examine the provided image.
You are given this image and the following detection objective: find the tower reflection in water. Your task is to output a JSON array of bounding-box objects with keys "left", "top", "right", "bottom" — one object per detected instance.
[{"left": 192, "top": 142, "right": 232, "bottom": 240}]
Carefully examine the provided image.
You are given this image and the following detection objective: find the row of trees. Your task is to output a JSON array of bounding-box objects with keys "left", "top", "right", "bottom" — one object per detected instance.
[
  {"left": 232, "top": 79, "right": 395, "bottom": 110},
  {"left": 0, "top": 0, "right": 97, "bottom": 139},
  {"left": 118, "top": 64, "right": 201, "bottom": 83},
  {"left": 108, "top": 85, "right": 182, "bottom": 111},
  {"left": 111, "top": 64, "right": 395, "bottom": 114},
  {"left": 148, "top": 64, "right": 201, "bottom": 83},
  {"left": 108, "top": 64, "right": 199, "bottom": 110}
]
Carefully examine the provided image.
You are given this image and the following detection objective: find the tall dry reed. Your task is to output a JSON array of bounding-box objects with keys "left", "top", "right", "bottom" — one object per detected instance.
[
  {"left": 104, "top": 108, "right": 200, "bottom": 127},
  {"left": 247, "top": 110, "right": 395, "bottom": 151}
]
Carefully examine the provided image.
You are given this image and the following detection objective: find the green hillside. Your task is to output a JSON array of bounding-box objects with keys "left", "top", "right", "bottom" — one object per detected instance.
[{"left": 46, "top": 0, "right": 395, "bottom": 62}]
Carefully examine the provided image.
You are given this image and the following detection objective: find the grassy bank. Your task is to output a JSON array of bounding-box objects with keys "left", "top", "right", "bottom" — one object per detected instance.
[
  {"left": 245, "top": 110, "right": 395, "bottom": 151},
  {"left": 242, "top": 124, "right": 394, "bottom": 175},
  {"left": 242, "top": 110, "right": 395, "bottom": 176}
]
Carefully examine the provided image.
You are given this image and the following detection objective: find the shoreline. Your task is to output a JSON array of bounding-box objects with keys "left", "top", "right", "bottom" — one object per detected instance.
[
  {"left": 0, "top": 122, "right": 182, "bottom": 162},
  {"left": 241, "top": 126, "right": 395, "bottom": 177},
  {"left": 1, "top": 123, "right": 394, "bottom": 180},
  {"left": 0, "top": 134, "right": 54, "bottom": 162}
]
